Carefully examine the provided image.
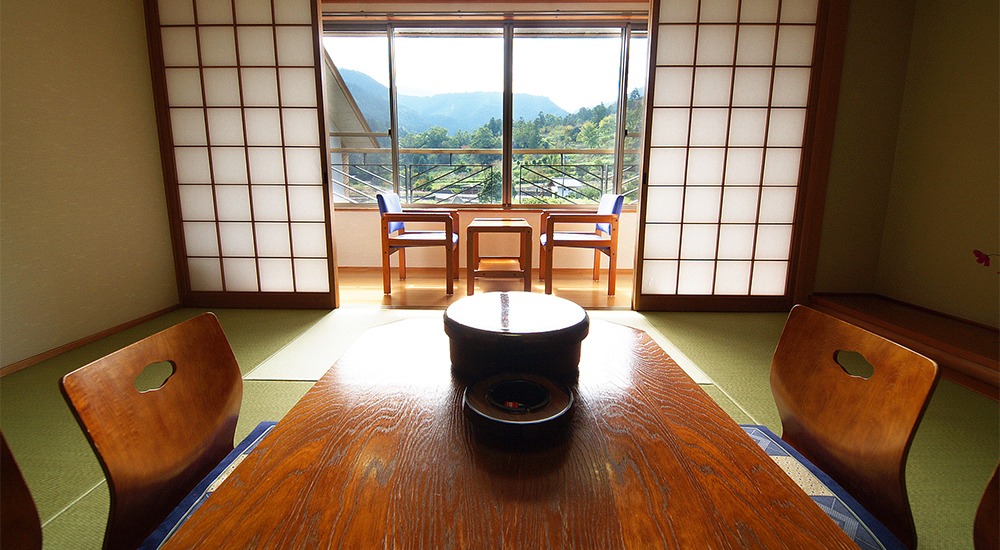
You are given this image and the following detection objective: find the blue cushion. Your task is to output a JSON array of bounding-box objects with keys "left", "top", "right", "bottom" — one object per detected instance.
[
  {"left": 741, "top": 425, "right": 906, "bottom": 550},
  {"left": 138, "top": 421, "right": 278, "bottom": 550}
]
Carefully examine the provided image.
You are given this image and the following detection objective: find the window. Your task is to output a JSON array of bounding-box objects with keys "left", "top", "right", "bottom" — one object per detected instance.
[{"left": 323, "top": 21, "right": 647, "bottom": 207}]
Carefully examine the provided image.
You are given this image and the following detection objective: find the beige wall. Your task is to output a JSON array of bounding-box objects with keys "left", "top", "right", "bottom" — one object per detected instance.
[
  {"left": 876, "top": 0, "right": 999, "bottom": 328},
  {"left": 816, "top": 0, "right": 999, "bottom": 328},
  {"left": 1, "top": 0, "right": 178, "bottom": 366},
  {"left": 334, "top": 208, "right": 639, "bottom": 270}
]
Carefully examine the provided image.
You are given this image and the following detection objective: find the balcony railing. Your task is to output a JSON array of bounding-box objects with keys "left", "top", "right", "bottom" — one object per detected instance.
[{"left": 329, "top": 147, "right": 641, "bottom": 206}]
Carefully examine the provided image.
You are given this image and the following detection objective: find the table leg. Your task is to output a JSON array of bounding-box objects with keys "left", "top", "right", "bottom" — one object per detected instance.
[
  {"left": 467, "top": 230, "right": 476, "bottom": 296},
  {"left": 523, "top": 229, "right": 532, "bottom": 292}
]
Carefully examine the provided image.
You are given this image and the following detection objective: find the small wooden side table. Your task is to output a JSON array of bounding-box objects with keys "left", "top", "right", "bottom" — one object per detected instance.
[{"left": 466, "top": 218, "right": 532, "bottom": 295}]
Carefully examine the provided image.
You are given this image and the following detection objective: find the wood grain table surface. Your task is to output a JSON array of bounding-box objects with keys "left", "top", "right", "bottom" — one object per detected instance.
[{"left": 160, "top": 318, "right": 857, "bottom": 549}]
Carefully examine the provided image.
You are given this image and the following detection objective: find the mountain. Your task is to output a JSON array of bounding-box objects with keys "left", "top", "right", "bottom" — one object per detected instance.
[{"left": 338, "top": 69, "right": 569, "bottom": 135}]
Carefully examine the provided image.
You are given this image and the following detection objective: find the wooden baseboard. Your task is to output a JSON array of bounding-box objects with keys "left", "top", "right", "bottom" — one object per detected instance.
[
  {"left": 0, "top": 305, "right": 181, "bottom": 377},
  {"left": 808, "top": 293, "right": 999, "bottom": 401}
]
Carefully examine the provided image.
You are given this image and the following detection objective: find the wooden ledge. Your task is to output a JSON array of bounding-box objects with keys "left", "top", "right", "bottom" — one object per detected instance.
[{"left": 808, "top": 293, "right": 999, "bottom": 401}]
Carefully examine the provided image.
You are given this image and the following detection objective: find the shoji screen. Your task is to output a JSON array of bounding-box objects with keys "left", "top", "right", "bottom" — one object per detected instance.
[
  {"left": 635, "top": 0, "right": 842, "bottom": 310},
  {"left": 147, "top": 0, "right": 336, "bottom": 308}
]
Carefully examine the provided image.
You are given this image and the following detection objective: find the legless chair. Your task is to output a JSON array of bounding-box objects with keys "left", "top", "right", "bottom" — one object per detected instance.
[
  {"left": 60, "top": 313, "right": 242, "bottom": 550},
  {"left": 377, "top": 192, "right": 460, "bottom": 295},
  {"left": 540, "top": 193, "right": 624, "bottom": 295},
  {"left": 1, "top": 432, "right": 42, "bottom": 550},
  {"left": 771, "top": 305, "right": 939, "bottom": 549},
  {"left": 975, "top": 464, "right": 999, "bottom": 550}
]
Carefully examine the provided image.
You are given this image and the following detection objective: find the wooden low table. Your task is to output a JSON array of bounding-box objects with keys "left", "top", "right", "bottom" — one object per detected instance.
[
  {"left": 159, "top": 318, "right": 857, "bottom": 549},
  {"left": 466, "top": 217, "right": 532, "bottom": 295}
]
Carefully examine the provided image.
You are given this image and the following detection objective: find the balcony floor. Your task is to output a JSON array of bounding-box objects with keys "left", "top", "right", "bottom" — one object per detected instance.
[{"left": 337, "top": 267, "right": 634, "bottom": 309}]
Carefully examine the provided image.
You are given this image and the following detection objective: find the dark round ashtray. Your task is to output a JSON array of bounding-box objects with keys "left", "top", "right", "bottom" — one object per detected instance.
[{"left": 463, "top": 372, "right": 574, "bottom": 441}]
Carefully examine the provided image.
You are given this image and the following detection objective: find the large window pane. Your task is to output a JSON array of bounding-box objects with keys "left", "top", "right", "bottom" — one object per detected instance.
[
  {"left": 395, "top": 28, "right": 504, "bottom": 205},
  {"left": 512, "top": 28, "right": 622, "bottom": 205}
]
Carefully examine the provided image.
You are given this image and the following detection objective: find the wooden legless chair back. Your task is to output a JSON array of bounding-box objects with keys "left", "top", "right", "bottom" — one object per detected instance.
[
  {"left": 1, "top": 432, "right": 42, "bottom": 550},
  {"left": 770, "top": 305, "right": 939, "bottom": 549},
  {"left": 975, "top": 464, "right": 999, "bottom": 550},
  {"left": 60, "top": 313, "right": 242, "bottom": 550}
]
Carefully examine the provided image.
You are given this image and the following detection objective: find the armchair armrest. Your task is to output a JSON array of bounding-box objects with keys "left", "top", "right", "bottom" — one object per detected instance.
[
  {"left": 541, "top": 212, "right": 619, "bottom": 236},
  {"left": 381, "top": 211, "right": 456, "bottom": 235}
]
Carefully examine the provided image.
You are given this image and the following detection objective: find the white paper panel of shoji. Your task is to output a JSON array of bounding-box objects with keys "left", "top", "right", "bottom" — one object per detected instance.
[
  {"left": 762, "top": 148, "right": 802, "bottom": 185},
  {"left": 274, "top": 0, "right": 313, "bottom": 24},
  {"left": 680, "top": 224, "right": 719, "bottom": 259},
  {"left": 275, "top": 27, "right": 315, "bottom": 66},
  {"left": 188, "top": 258, "right": 224, "bottom": 291},
  {"left": 196, "top": 0, "right": 234, "bottom": 24},
  {"left": 288, "top": 186, "right": 325, "bottom": 221},
  {"left": 653, "top": 67, "right": 692, "bottom": 106},
  {"left": 294, "top": 259, "right": 330, "bottom": 292},
  {"left": 754, "top": 225, "right": 793, "bottom": 260},
  {"left": 161, "top": 27, "right": 199, "bottom": 66},
  {"left": 656, "top": 25, "right": 696, "bottom": 64},
  {"left": 741, "top": 0, "right": 779, "bottom": 23},
  {"left": 251, "top": 185, "right": 289, "bottom": 221},
  {"left": 781, "top": 0, "right": 819, "bottom": 24},
  {"left": 207, "top": 109, "right": 245, "bottom": 146},
  {"left": 174, "top": 148, "right": 211, "bottom": 183},
  {"left": 771, "top": 68, "right": 811, "bottom": 107},
  {"left": 178, "top": 185, "right": 216, "bottom": 220},
  {"left": 238, "top": 27, "right": 276, "bottom": 65},
  {"left": 215, "top": 185, "right": 252, "bottom": 220},
  {"left": 689, "top": 109, "right": 729, "bottom": 146},
  {"left": 650, "top": 109, "right": 690, "bottom": 147},
  {"left": 686, "top": 148, "right": 725, "bottom": 185},
  {"left": 720, "top": 187, "right": 759, "bottom": 223},
  {"left": 171, "top": 109, "right": 207, "bottom": 145},
  {"left": 211, "top": 147, "right": 249, "bottom": 184},
  {"left": 259, "top": 259, "right": 295, "bottom": 291},
  {"left": 642, "top": 260, "right": 679, "bottom": 294},
  {"left": 203, "top": 68, "right": 241, "bottom": 106},
  {"left": 279, "top": 68, "right": 317, "bottom": 107},
  {"left": 718, "top": 224, "right": 755, "bottom": 259},
  {"left": 724, "top": 148, "right": 763, "bottom": 185},
  {"left": 643, "top": 186, "right": 684, "bottom": 223},
  {"left": 158, "top": 0, "right": 195, "bottom": 25},
  {"left": 758, "top": 187, "right": 797, "bottom": 223},
  {"left": 692, "top": 68, "right": 732, "bottom": 107},
  {"left": 282, "top": 109, "right": 320, "bottom": 146},
  {"left": 248, "top": 147, "right": 285, "bottom": 183},
  {"left": 700, "top": 0, "right": 739, "bottom": 23},
  {"left": 766, "top": 109, "right": 806, "bottom": 147},
  {"left": 236, "top": 0, "right": 273, "bottom": 24},
  {"left": 715, "top": 261, "right": 751, "bottom": 294},
  {"left": 682, "top": 187, "right": 722, "bottom": 222},
  {"left": 219, "top": 222, "right": 256, "bottom": 256},
  {"left": 183, "top": 222, "right": 220, "bottom": 256},
  {"left": 245, "top": 109, "right": 283, "bottom": 146},
  {"left": 291, "top": 223, "right": 328, "bottom": 257},
  {"left": 255, "top": 223, "right": 292, "bottom": 257},
  {"left": 285, "top": 148, "right": 322, "bottom": 184},
  {"left": 643, "top": 223, "right": 681, "bottom": 259},
  {"left": 736, "top": 26, "right": 775, "bottom": 65},
  {"left": 200, "top": 27, "right": 237, "bottom": 66},
  {"left": 223, "top": 258, "right": 258, "bottom": 291},
  {"left": 647, "top": 148, "right": 688, "bottom": 185},
  {"left": 750, "top": 261, "right": 788, "bottom": 295},
  {"left": 241, "top": 68, "right": 280, "bottom": 106},
  {"left": 732, "top": 67, "right": 772, "bottom": 106},
  {"left": 165, "top": 69, "right": 204, "bottom": 106},
  {"left": 677, "top": 260, "right": 715, "bottom": 294},
  {"left": 659, "top": 0, "right": 697, "bottom": 23}
]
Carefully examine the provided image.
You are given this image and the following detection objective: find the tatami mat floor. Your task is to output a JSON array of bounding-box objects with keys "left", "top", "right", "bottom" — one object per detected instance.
[{"left": 1, "top": 294, "right": 996, "bottom": 549}]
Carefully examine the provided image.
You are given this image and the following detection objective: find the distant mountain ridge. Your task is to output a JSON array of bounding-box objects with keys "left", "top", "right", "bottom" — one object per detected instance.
[{"left": 339, "top": 69, "right": 569, "bottom": 135}]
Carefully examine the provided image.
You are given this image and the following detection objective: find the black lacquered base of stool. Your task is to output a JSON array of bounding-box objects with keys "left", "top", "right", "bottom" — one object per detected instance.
[{"left": 463, "top": 372, "right": 574, "bottom": 443}]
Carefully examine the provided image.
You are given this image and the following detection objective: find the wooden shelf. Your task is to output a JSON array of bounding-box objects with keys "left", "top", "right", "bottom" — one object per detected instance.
[{"left": 809, "top": 293, "right": 999, "bottom": 400}]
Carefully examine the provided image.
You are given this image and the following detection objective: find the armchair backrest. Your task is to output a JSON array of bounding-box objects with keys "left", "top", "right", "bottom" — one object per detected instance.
[
  {"left": 376, "top": 192, "right": 405, "bottom": 233},
  {"left": 595, "top": 194, "right": 624, "bottom": 235}
]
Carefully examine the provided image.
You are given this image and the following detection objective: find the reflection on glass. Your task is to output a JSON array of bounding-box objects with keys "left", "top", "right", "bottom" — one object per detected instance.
[{"left": 323, "top": 33, "right": 393, "bottom": 203}]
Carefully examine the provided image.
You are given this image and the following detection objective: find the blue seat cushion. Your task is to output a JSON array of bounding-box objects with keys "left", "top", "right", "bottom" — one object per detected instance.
[
  {"left": 139, "top": 421, "right": 278, "bottom": 550},
  {"left": 741, "top": 425, "right": 906, "bottom": 550}
]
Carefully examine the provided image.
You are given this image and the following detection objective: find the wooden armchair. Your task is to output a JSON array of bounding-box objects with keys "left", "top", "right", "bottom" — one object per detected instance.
[
  {"left": 59, "top": 313, "right": 243, "bottom": 550},
  {"left": 539, "top": 193, "right": 624, "bottom": 295},
  {"left": 1, "top": 432, "right": 42, "bottom": 550},
  {"left": 377, "top": 192, "right": 460, "bottom": 295},
  {"left": 770, "top": 305, "right": 940, "bottom": 549}
]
